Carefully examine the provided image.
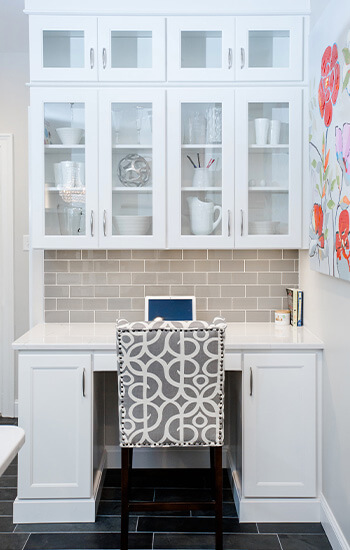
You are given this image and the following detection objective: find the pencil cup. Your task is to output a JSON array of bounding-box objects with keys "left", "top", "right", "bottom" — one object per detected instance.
[{"left": 192, "top": 168, "right": 210, "bottom": 188}]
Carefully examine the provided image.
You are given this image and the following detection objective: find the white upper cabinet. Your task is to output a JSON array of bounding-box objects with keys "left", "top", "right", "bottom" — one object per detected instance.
[
  {"left": 97, "top": 17, "right": 165, "bottom": 81},
  {"left": 167, "top": 17, "right": 235, "bottom": 82},
  {"left": 235, "top": 16, "right": 304, "bottom": 81},
  {"left": 29, "top": 16, "right": 98, "bottom": 81}
]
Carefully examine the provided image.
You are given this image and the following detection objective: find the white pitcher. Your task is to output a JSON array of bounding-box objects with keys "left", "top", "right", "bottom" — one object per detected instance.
[{"left": 187, "top": 197, "right": 222, "bottom": 235}]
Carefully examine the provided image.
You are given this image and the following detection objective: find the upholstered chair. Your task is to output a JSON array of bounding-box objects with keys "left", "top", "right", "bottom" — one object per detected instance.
[{"left": 116, "top": 318, "right": 226, "bottom": 550}]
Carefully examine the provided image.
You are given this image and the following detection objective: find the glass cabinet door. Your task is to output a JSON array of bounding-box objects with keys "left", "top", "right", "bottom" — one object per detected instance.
[
  {"left": 235, "top": 88, "right": 302, "bottom": 248},
  {"left": 30, "top": 88, "right": 98, "bottom": 248},
  {"left": 99, "top": 89, "right": 165, "bottom": 248},
  {"left": 167, "top": 89, "right": 234, "bottom": 248},
  {"left": 98, "top": 17, "right": 165, "bottom": 81},
  {"left": 235, "top": 16, "right": 303, "bottom": 81},
  {"left": 167, "top": 17, "right": 235, "bottom": 81},
  {"left": 29, "top": 16, "right": 98, "bottom": 81}
]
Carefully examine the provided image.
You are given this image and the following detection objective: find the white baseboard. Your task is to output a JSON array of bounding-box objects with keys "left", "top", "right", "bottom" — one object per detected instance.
[
  {"left": 13, "top": 497, "right": 96, "bottom": 523},
  {"left": 321, "top": 494, "right": 350, "bottom": 550},
  {"left": 106, "top": 445, "right": 228, "bottom": 469}
]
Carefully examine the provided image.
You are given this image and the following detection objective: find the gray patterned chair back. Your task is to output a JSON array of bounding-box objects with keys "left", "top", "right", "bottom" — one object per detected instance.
[{"left": 116, "top": 318, "right": 226, "bottom": 448}]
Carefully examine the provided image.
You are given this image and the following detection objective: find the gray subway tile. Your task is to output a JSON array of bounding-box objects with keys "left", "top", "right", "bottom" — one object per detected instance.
[
  {"left": 231, "top": 272, "right": 258, "bottom": 284},
  {"left": 44, "top": 250, "right": 57, "bottom": 259},
  {"left": 95, "top": 286, "right": 120, "bottom": 298},
  {"left": 196, "top": 298, "right": 208, "bottom": 310},
  {"left": 57, "top": 299, "right": 82, "bottom": 311},
  {"left": 108, "top": 273, "right": 132, "bottom": 284},
  {"left": 82, "top": 272, "right": 107, "bottom": 284},
  {"left": 246, "top": 310, "right": 271, "bottom": 322},
  {"left": 208, "top": 250, "right": 233, "bottom": 259},
  {"left": 70, "top": 286, "right": 94, "bottom": 298},
  {"left": 70, "top": 311, "right": 95, "bottom": 323},
  {"left": 57, "top": 273, "right": 82, "bottom": 285},
  {"left": 208, "top": 298, "right": 232, "bottom": 309},
  {"left": 95, "top": 311, "right": 119, "bottom": 323},
  {"left": 132, "top": 298, "right": 145, "bottom": 310},
  {"left": 108, "top": 298, "right": 132, "bottom": 310},
  {"left": 233, "top": 250, "right": 258, "bottom": 259},
  {"left": 45, "top": 260, "right": 69, "bottom": 272},
  {"left": 83, "top": 298, "right": 108, "bottom": 310},
  {"left": 183, "top": 272, "right": 207, "bottom": 284},
  {"left": 258, "top": 250, "right": 282, "bottom": 259},
  {"left": 221, "top": 286, "right": 245, "bottom": 298},
  {"left": 195, "top": 260, "right": 219, "bottom": 272},
  {"left": 45, "top": 286, "right": 69, "bottom": 298},
  {"left": 258, "top": 272, "right": 281, "bottom": 284},
  {"left": 270, "top": 285, "right": 289, "bottom": 297},
  {"left": 132, "top": 250, "right": 157, "bottom": 259},
  {"left": 195, "top": 286, "right": 220, "bottom": 298},
  {"left": 157, "top": 250, "right": 182, "bottom": 259},
  {"left": 170, "top": 285, "right": 195, "bottom": 295},
  {"left": 57, "top": 250, "right": 81, "bottom": 260},
  {"left": 144, "top": 285, "right": 170, "bottom": 296},
  {"left": 44, "top": 273, "right": 56, "bottom": 285},
  {"left": 246, "top": 286, "right": 270, "bottom": 298},
  {"left": 282, "top": 272, "right": 299, "bottom": 285},
  {"left": 45, "top": 299, "right": 56, "bottom": 311},
  {"left": 258, "top": 297, "right": 283, "bottom": 310},
  {"left": 283, "top": 249, "right": 299, "bottom": 259},
  {"left": 158, "top": 272, "right": 182, "bottom": 284},
  {"left": 69, "top": 260, "right": 94, "bottom": 273},
  {"left": 208, "top": 272, "right": 232, "bottom": 284},
  {"left": 145, "top": 260, "right": 170, "bottom": 272},
  {"left": 82, "top": 250, "right": 107, "bottom": 260},
  {"left": 220, "top": 260, "right": 245, "bottom": 272},
  {"left": 231, "top": 298, "right": 257, "bottom": 310},
  {"left": 183, "top": 250, "right": 208, "bottom": 259},
  {"left": 132, "top": 272, "right": 157, "bottom": 284},
  {"left": 120, "top": 310, "right": 144, "bottom": 321},
  {"left": 108, "top": 250, "right": 132, "bottom": 259},
  {"left": 270, "top": 260, "right": 296, "bottom": 272},
  {"left": 221, "top": 310, "right": 246, "bottom": 322},
  {"left": 120, "top": 260, "right": 144, "bottom": 272},
  {"left": 245, "top": 260, "right": 269, "bottom": 272},
  {"left": 94, "top": 260, "right": 120, "bottom": 272},
  {"left": 197, "top": 310, "right": 221, "bottom": 322},
  {"left": 45, "top": 311, "right": 69, "bottom": 322},
  {"left": 120, "top": 285, "right": 144, "bottom": 298},
  {"left": 169, "top": 260, "right": 194, "bottom": 272}
]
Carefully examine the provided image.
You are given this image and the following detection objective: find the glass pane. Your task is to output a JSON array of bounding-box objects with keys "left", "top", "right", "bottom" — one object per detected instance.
[
  {"left": 43, "top": 31, "right": 84, "bottom": 68},
  {"left": 181, "top": 31, "right": 222, "bottom": 68},
  {"left": 248, "top": 102, "right": 289, "bottom": 235},
  {"left": 111, "top": 103, "right": 153, "bottom": 236},
  {"left": 248, "top": 30, "right": 290, "bottom": 68},
  {"left": 44, "top": 102, "right": 86, "bottom": 236},
  {"left": 181, "top": 103, "right": 222, "bottom": 236},
  {"left": 111, "top": 31, "right": 152, "bottom": 68}
]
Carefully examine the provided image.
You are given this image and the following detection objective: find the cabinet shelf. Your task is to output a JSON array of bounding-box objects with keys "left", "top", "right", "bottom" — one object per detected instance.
[
  {"left": 45, "top": 144, "right": 85, "bottom": 150},
  {"left": 181, "top": 186, "right": 221, "bottom": 192},
  {"left": 181, "top": 144, "right": 222, "bottom": 149},
  {"left": 249, "top": 144, "right": 289, "bottom": 153},
  {"left": 112, "top": 187, "right": 152, "bottom": 192},
  {"left": 112, "top": 145, "right": 152, "bottom": 149},
  {"left": 248, "top": 186, "right": 289, "bottom": 193}
]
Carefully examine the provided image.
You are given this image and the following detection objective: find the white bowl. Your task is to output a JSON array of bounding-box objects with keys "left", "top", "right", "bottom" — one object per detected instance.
[
  {"left": 112, "top": 215, "right": 152, "bottom": 235},
  {"left": 248, "top": 221, "right": 279, "bottom": 235},
  {"left": 56, "top": 127, "right": 84, "bottom": 145}
]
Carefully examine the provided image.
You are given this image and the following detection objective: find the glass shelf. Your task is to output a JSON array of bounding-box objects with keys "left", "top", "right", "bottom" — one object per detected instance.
[
  {"left": 181, "top": 144, "right": 222, "bottom": 149},
  {"left": 112, "top": 187, "right": 152, "bottom": 192},
  {"left": 248, "top": 186, "right": 289, "bottom": 193},
  {"left": 181, "top": 186, "right": 221, "bottom": 192},
  {"left": 112, "top": 144, "right": 152, "bottom": 149}
]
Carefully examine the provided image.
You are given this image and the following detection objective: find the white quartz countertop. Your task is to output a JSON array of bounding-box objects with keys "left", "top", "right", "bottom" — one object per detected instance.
[
  {"left": 0, "top": 427, "right": 25, "bottom": 477},
  {"left": 13, "top": 323, "right": 324, "bottom": 351}
]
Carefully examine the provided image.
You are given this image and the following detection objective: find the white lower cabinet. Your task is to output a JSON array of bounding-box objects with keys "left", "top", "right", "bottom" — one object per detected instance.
[
  {"left": 18, "top": 353, "right": 92, "bottom": 499},
  {"left": 242, "top": 353, "right": 316, "bottom": 498}
]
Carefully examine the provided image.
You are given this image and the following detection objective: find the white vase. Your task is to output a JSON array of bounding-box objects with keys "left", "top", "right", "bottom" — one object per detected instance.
[{"left": 254, "top": 118, "right": 270, "bottom": 145}]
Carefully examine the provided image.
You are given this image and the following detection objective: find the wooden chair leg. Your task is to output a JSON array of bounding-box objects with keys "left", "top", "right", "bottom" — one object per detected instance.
[
  {"left": 121, "top": 447, "right": 132, "bottom": 550},
  {"left": 209, "top": 447, "right": 215, "bottom": 500},
  {"left": 214, "top": 447, "right": 223, "bottom": 550}
]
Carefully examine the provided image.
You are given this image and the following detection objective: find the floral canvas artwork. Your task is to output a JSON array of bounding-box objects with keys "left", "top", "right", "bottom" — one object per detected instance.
[{"left": 309, "top": 30, "right": 350, "bottom": 280}]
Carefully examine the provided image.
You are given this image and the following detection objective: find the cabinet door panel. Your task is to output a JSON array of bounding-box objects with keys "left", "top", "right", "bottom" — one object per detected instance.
[
  {"left": 18, "top": 354, "right": 92, "bottom": 499},
  {"left": 30, "top": 16, "right": 98, "bottom": 81},
  {"left": 243, "top": 353, "right": 316, "bottom": 498},
  {"left": 236, "top": 16, "right": 303, "bottom": 81}
]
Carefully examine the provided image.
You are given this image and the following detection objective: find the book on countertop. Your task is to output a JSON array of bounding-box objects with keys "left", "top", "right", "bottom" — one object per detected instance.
[{"left": 286, "top": 287, "right": 303, "bottom": 326}]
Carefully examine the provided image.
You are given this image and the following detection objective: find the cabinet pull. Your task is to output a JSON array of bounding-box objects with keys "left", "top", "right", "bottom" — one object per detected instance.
[
  {"left": 82, "top": 368, "right": 86, "bottom": 397},
  {"left": 249, "top": 367, "right": 253, "bottom": 396},
  {"left": 102, "top": 47, "right": 107, "bottom": 69},
  {"left": 90, "top": 47, "right": 94, "bottom": 69},
  {"left": 240, "top": 209, "right": 244, "bottom": 236},
  {"left": 228, "top": 48, "right": 233, "bottom": 69},
  {"left": 103, "top": 209, "right": 107, "bottom": 237},
  {"left": 90, "top": 210, "right": 94, "bottom": 237},
  {"left": 227, "top": 209, "right": 231, "bottom": 236},
  {"left": 241, "top": 47, "right": 245, "bottom": 69}
]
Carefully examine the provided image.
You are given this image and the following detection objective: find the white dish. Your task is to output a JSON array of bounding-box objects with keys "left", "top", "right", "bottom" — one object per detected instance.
[
  {"left": 112, "top": 215, "right": 152, "bottom": 235},
  {"left": 248, "top": 221, "right": 279, "bottom": 235},
  {"left": 56, "top": 127, "right": 84, "bottom": 145}
]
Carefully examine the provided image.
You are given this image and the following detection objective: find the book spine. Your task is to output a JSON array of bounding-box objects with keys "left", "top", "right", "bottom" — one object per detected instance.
[
  {"left": 292, "top": 289, "right": 298, "bottom": 326},
  {"left": 297, "top": 291, "right": 303, "bottom": 326}
]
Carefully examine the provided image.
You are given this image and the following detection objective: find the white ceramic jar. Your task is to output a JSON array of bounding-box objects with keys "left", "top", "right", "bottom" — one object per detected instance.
[{"left": 275, "top": 309, "right": 291, "bottom": 326}]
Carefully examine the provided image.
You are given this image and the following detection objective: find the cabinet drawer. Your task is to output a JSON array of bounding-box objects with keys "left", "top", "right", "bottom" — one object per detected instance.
[
  {"left": 224, "top": 353, "right": 241, "bottom": 371},
  {"left": 94, "top": 352, "right": 117, "bottom": 372}
]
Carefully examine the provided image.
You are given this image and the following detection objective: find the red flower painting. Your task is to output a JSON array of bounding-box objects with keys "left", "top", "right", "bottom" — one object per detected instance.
[
  {"left": 313, "top": 204, "right": 325, "bottom": 248},
  {"left": 336, "top": 210, "right": 350, "bottom": 264},
  {"left": 318, "top": 44, "right": 340, "bottom": 127}
]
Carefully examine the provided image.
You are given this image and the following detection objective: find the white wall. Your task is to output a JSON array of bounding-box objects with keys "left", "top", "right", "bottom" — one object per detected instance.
[
  {"left": 0, "top": 0, "right": 29, "bottom": 408},
  {"left": 302, "top": 0, "right": 350, "bottom": 543}
]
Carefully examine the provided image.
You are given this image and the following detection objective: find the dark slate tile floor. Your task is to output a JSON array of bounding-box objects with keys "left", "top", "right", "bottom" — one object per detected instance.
[{"left": 0, "top": 416, "right": 332, "bottom": 550}]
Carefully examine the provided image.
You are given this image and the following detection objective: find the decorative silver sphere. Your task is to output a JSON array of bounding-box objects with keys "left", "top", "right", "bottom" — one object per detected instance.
[{"left": 118, "top": 154, "right": 151, "bottom": 187}]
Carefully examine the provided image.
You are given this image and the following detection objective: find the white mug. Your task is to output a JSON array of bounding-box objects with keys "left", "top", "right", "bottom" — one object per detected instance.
[{"left": 255, "top": 118, "right": 270, "bottom": 145}]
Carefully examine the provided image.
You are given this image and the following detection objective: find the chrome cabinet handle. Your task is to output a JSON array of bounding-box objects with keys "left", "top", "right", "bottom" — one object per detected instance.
[
  {"left": 82, "top": 368, "right": 86, "bottom": 397},
  {"left": 90, "top": 47, "right": 94, "bottom": 69},
  {"left": 249, "top": 367, "right": 253, "bottom": 396},
  {"left": 228, "top": 48, "right": 233, "bottom": 69},
  {"left": 240, "top": 209, "right": 244, "bottom": 236},
  {"left": 227, "top": 209, "right": 231, "bottom": 236},
  {"left": 102, "top": 47, "right": 107, "bottom": 69},
  {"left": 103, "top": 209, "right": 107, "bottom": 237},
  {"left": 241, "top": 47, "right": 245, "bottom": 69},
  {"left": 90, "top": 210, "right": 94, "bottom": 237}
]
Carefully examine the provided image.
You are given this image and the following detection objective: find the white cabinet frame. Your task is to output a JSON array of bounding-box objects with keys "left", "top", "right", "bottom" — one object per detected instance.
[
  {"left": 29, "top": 16, "right": 98, "bottom": 81},
  {"left": 167, "top": 88, "right": 235, "bottom": 249},
  {"left": 99, "top": 88, "right": 166, "bottom": 249},
  {"left": 235, "top": 16, "right": 304, "bottom": 81},
  {"left": 30, "top": 88, "right": 99, "bottom": 249},
  {"left": 234, "top": 87, "right": 302, "bottom": 249},
  {"left": 98, "top": 17, "right": 165, "bottom": 81},
  {"left": 167, "top": 17, "right": 235, "bottom": 82}
]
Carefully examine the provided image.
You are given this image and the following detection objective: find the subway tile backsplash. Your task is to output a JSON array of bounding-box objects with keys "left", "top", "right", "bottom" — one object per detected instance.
[{"left": 44, "top": 249, "right": 299, "bottom": 323}]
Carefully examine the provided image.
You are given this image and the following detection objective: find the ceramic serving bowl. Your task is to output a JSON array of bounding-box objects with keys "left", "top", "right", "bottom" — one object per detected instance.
[
  {"left": 56, "top": 127, "right": 84, "bottom": 145},
  {"left": 112, "top": 215, "right": 152, "bottom": 235}
]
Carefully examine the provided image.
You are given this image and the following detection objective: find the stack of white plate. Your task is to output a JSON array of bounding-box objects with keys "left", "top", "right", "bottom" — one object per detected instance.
[
  {"left": 248, "top": 221, "right": 279, "bottom": 235},
  {"left": 112, "top": 215, "right": 152, "bottom": 235}
]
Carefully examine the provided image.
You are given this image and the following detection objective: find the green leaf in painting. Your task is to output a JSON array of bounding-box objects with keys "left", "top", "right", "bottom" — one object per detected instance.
[
  {"left": 325, "top": 165, "right": 330, "bottom": 179},
  {"left": 320, "top": 167, "right": 323, "bottom": 186},
  {"left": 342, "top": 47, "right": 350, "bottom": 64},
  {"left": 309, "top": 134, "right": 313, "bottom": 142},
  {"left": 316, "top": 184, "right": 322, "bottom": 198},
  {"left": 327, "top": 199, "right": 335, "bottom": 209},
  {"left": 331, "top": 178, "right": 336, "bottom": 191},
  {"left": 337, "top": 174, "right": 341, "bottom": 189},
  {"left": 325, "top": 228, "right": 329, "bottom": 240},
  {"left": 342, "top": 70, "right": 350, "bottom": 92},
  {"left": 311, "top": 159, "right": 317, "bottom": 169}
]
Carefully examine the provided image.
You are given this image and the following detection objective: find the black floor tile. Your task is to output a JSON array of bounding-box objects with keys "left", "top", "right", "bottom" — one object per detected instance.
[
  {"left": 2, "top": 465, "right": 17, "bottom": 476},
  {"left": 0, "top": 489, "right": 17, "bottom": 501},
  {"left": 97, "top": 500, "right": 189, "bottom": 516},
  {"left": 154, "top": 532, "right": 281, "bottom": 549},
  {"left": 104, "top": 468, "right": 231, "bottom": 489},
  {"left": 137, "top": 516, "right": 257, "bottom": 533},
  {"left": 192, "top": 502, "right": 237, "bottom": 517},
  {"left": 155, "top": 487, "right": 233, "bottom": 502},
  {"left": 0, "top": 517, "right": 16, "bottom": 533},
  {"left": 0, "top": 533, "right": 29, "bottom": 550},
  {"left": 101, "top": 487, "right": 154, "bottom": 501},
  {"left": 258, "top": 522, "right": 325, "bottom": 534},
  {"left": 0, "top": 501, "right": 14, "bottom": 516},
  {"left": 24, "top": 532, "right": 153, "bottom": 549},
  {"left": 279, "top": 534, "right": 333, "bottom": 549},
  {"left": 0, "top": 477, "right": 17, "bottom": 489},
  {"left": 15, "top": 516, "right": 137, "bottom": 533}
]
